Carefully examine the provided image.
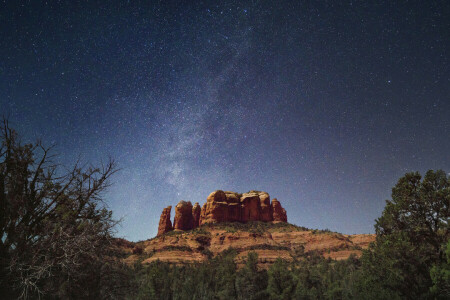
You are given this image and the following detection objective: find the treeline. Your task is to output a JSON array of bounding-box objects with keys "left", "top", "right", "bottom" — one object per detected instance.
[
  {"left": 1, "top": 118, "right": 448, "bottom": 299},
  {"left": 127, "top": 241, "right": 449, "bottom": 300},
  {"left": 128, "top": 250, "right": 361, "bottom": 299},
  {"left": 127, "top": 169, "right": 449, "bottom": 300}
]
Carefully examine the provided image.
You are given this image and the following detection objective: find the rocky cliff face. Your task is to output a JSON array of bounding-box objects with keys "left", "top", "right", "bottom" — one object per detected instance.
[
  {"left": 259, "top": 192, "right": 273, "bottom": 222},
  {"left": 157, "top": 206, "right": 173, "bottom": 236},
  {"left": 271, "top": 198, "right": 287, "bottom": 222},
  {"left": 192, "top": 202, "right": 201, "bottom": 229},
  {"left": 173, "top": 201, "right": 194, "bottom": 231},
  {"left": 157, "top": 190, "right": 287, "bottom": 233}
]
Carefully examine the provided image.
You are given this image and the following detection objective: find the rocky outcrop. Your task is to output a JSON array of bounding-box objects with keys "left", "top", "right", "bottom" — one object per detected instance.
[
  {"left": 174, "top": 201, "right": 194, "bottom": 230},
  {"left": 259, "top": 192, "right": 273, "bottom": 222},
  {"left": 200, "top": 190, "right": 229, "bottom": 224},
  {"left": 198, "top": 190, "right": 286, "bottom": 225},
  {"left": 192, "top": 202, "right": 201, "bottom": 228},
  {"left": 240, "top": 192, "right": 261, "bottom": 222},
  {"left": 157, "top": 206, "right": 173, "bottom": 236},
  {"left": 271, "top": 198, "right": 287, "bottom": 222},
  {"left": 157, "top": 190, "right": 287, "bottom": 235},
  {"left": 225, "top": 191, "right": 241, "bottom": 222}
]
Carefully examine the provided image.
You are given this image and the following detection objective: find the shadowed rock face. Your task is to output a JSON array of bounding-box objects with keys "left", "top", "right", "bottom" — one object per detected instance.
[
  {"left": 271, "top": 198, "right": 287, "bottom": 222},
  {"left": 157, "top": 190, "right": 287, "bottom": 235},
  {"left": 240, "top": 192, "right": 261, "bottom": 222},
  {"left": 259, "top": 192, "right": 273, "bottom": 222},
  {"left": 192, "top": 203, "right": 201, "bottom": 229},
  {"left": 157, "top": 206, "right": 173, "bottom": 236},
  {"left": 225, "top": 191, "right": 241, "bottom": 222},
  {"left": 174, "top": 201, "right": 194, "bottom": 230}
]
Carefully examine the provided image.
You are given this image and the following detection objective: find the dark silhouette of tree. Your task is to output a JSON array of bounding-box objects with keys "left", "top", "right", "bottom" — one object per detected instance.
[
  {"left": 430, "top": 240, "right": 450, "bottom": 298},
  {"left": 375, "top": 170, "right": 448, "bottom": 254},
  {"left": 357, "top": 170, "right": 449, "bottom": 299},
  {"left": 235, "top": 251, "right": 268, "bottom": 300},
  {"left": 0, "top": 119, "right": 123, "bottom": 299},
  {"left": 267, "top": 258, "right": 295, "bottom": 299}
]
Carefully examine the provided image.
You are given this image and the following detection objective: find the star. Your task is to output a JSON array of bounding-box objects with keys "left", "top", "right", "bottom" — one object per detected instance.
[{"left": 1, "top": 1, "right": 448, "bottom": 240}]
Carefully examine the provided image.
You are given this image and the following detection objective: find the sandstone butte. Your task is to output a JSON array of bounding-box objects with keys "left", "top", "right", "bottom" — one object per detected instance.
[
  {"left": 117, "top": 190, "right": 375, "bottom": 268},
  {"left": 157, "top": 190, "right": 288, "bottom": 236}
]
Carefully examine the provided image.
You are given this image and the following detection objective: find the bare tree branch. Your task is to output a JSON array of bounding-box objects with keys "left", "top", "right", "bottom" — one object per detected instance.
[{"left": 0, "top": 118, "right": 123, "bottom": 299}]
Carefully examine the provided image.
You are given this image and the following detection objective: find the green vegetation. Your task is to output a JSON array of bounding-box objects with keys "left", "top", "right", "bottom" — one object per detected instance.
[
  {"left": 160, "top": 245, "right": 193, "bottom": 252},
  {"left": 199, "top": 220, "right": 311, "bottom": 234},
  {"left": 1, "top": 118, "right": 448, "bottom": 298},
  {"left": 192, "top": 226, "right": 211, "bottom": 235},
  {"left": 128, "top": 170, "right": 449, "bottom": 299},
  {"left": 164, "top": 229, "right": 187, "bottom": 237},
  {"left": 0, "top": 119, "right": 133, "bottom": 299},
  {"left": 355, "top": 170, "right": 449, "bottom": 299},
  {"left": 126, "top": 250, "right": 363, "bottom": 300},
  {"left": 245, "top": 244, "right": 290, "bottom": 251}
]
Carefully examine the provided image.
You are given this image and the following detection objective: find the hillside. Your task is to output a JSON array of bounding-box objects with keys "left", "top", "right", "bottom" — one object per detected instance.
[
  {"left": 119, "top": 190, "right": 375, "bottom": 267},
  {"left": 120, "top": 222, "right": 375, "bottom": 268}
]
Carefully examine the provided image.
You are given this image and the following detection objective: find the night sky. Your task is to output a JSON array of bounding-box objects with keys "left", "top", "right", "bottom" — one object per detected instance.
[{"left": 1, "top": 1, "right": 449, "bottom": 241}]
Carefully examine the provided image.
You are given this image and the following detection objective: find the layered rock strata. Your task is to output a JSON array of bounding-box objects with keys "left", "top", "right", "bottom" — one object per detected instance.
[{"left": 157, "top": 190, "right": 288, "bottom": 234}]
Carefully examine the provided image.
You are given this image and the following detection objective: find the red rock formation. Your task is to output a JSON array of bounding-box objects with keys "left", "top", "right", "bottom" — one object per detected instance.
[
  {"left": 199, "top": 202, "right": 207, "bottom": 225},
  {"left": 192, "top": 202, "right": 201, "bottom": 228},
  {"left": 200, "top": 190, "right": 229, "bottom": 224},
  {"left": 258, "top": 192, "right": 273, "bottom": 222},
  {"left": 199, "top": 190, "right": 288, "bottom": 225},
  {"left": 157, "top": 206, "right": 173, "bottom": 236},
  {"left": 240, "top": 192, "right": 261, "bottom": 222},
  {"left": 271, "top": 198, "right": 287, "bottom": 222},
  {"left": 174, "top": 201, "right": 194, "bottom": 230},
  {"left": 157, "top": 190, "right": 288, "bottom": 236},
  {"left": 225, "top": 191, "right": 241, "bottom": 222}
]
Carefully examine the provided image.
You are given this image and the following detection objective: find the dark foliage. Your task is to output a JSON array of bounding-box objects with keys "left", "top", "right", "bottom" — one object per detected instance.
[
  {"left": 128, "top": 170, "right": 449, "bottom": 299},
  {"left": 354, "top": 170, "right": 449, "bottom": 299},
  {"left": 128, "top": 250, "right": 363, "bottom": 300},
  {"left": 0, "top": 119, "right": 131, "bottom": 299},
  {"left": 2, "top": 119, "right": 447, "bottom": 299}
]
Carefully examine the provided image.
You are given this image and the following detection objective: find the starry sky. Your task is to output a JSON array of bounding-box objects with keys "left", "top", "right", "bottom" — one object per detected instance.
[{"left": 1, "top": 1, "right": 449, "bottom": 241}]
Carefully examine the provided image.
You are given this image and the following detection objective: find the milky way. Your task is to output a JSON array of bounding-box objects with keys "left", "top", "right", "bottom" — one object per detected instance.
[{"left": 1, "top": 1, "right": 449, "bottom": 240}]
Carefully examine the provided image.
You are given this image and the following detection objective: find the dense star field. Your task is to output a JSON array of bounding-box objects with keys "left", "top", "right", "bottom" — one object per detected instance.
[{"left": 1, "top": 1, "right": 449, "bottom": 241}]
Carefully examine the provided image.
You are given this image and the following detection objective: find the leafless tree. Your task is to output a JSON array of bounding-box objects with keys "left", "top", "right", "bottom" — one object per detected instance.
[{"left": 0, "top": 118, "right": 126, "bottom": 299}]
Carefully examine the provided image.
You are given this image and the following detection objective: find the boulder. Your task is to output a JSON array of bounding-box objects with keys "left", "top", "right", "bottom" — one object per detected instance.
[
  {"left": 174, "top": 201, "right": 194, "bottom": 230},
  {"left": 157, "top": 206, "right": 173, "bottom": 236},
  {"left": 192, "top": 202, "right": 201, "bottom": 228}
]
